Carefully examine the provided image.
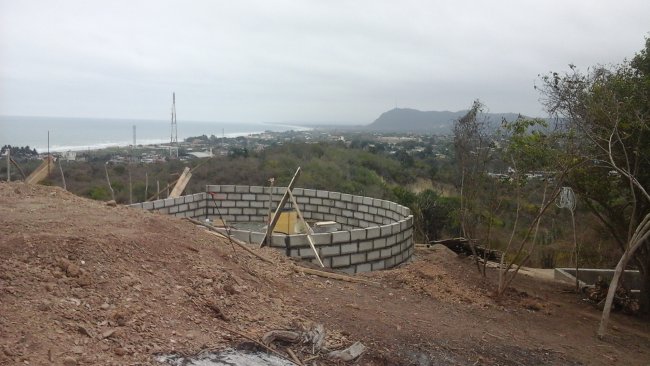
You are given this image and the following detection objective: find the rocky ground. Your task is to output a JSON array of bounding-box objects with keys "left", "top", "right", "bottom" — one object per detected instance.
[{"left": 1, "top": 182, "right": 649, "bottom": 365}]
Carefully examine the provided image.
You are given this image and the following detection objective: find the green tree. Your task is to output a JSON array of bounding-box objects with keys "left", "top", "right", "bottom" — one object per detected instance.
[{"left": 540, "top": 38, "right": 650, "bottom": 336}]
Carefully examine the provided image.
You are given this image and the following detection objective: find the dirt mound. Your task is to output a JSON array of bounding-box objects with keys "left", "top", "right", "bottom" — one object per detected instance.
[
  {"left": 2, "top": 182, "right": 649, "bottom": 365},
  {"left": 0, "top": 182, "right": 305, "bottom": 364}
]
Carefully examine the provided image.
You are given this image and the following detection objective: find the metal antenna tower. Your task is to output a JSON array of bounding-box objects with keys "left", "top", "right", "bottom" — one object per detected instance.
[{"left": 170, "top": 92, "right": 178, "bottom": 158}]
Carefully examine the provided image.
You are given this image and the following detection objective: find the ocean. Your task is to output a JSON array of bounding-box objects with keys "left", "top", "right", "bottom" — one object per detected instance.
[{"left": 0, "top": 115, "right": 308, "bottom": 153}]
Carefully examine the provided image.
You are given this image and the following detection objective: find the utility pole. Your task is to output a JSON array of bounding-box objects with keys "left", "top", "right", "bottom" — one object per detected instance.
[{"left": 170, "top": 92, "right": 178, "bottom": 158}]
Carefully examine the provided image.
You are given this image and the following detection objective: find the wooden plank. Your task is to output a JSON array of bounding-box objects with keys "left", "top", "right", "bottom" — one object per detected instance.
[
  {"left": 169, "top": 167, "right": 192, "bottom": 198},
  {"left": 25, "top": 155, "right": 55, "bottom": 184},
  {"left": 260, "top": 167, "right": 301, "bottom": 247}
]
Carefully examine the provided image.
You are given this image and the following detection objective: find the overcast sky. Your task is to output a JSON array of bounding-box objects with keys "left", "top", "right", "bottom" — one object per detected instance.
[{"left": 1, "top": 0, "right": 648, "bottom": 124}]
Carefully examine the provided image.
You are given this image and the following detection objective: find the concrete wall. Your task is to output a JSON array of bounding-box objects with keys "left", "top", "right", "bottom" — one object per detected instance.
[{"left": 130, "top": 185, "right": 414, "bottom": 274}]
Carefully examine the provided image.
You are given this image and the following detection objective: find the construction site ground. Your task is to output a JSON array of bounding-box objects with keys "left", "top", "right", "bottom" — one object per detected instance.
[{"left": 1, "top": 182, "right": 649, "bottom": 365}]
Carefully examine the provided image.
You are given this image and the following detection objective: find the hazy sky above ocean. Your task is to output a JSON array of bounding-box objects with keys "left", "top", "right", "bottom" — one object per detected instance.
[{"left": 0, "top": 0, "right": 648, "bottom": 123}]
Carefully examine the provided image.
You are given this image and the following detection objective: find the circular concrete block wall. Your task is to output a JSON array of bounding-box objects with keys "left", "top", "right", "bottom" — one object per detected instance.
[{"left": 130, "top": 185, "right": 414, "bottom": 274}]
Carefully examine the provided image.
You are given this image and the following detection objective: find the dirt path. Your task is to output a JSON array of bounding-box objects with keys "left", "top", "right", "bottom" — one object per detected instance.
[{"left": 1, "top": 182, "right": 649, "bottom": 365}]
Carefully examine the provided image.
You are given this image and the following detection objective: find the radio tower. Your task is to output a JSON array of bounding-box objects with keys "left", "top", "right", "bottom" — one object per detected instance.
[{"left": 170, "top": 92, "right": 178, "bottom": 158}]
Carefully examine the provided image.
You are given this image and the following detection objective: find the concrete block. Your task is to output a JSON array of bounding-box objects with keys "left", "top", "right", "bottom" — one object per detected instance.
[
  {"left": 297, "top": 196, "right": 310, "bottom": 204},
  {"left": 184, "top": 195, "right": 194, "bottom": 203},
  {"left": 371, "top": 260, "right": 386, "bottom": 271},
  {"left": 291, "top": 235, "right": 310, "bottom": 248},
  {"left": 303, "top": 189, "right": 316, "bottom": 197},
  {"left": 271, "top": 186, "right": 284, "bottom": 194},
  {"left": 328, "top": 191, "right": 341, "bottom": 200},
  {"left": 316, "top": 190, "right": 329, "bottom": 198},
  {"left": 365, "top": 226, "right": 380, "bottom": 239},
  {"left": 250, "top": 232, "right": 265, "bottom": 244},
  {"left": 342, "top": 209, "right": 353, "bottom": 217},
  {"left": 367, "top": 250, "right": 380, "bottom": 261},
  {"left": 331, "top": 255, "right": 351, "bottom": 267},
  {"left": 243, "top": 208, "right": 257, "bottom": 215},
  {"left": 235, "top": 186, "right": 249, "bottom": 193},
  {"left": 380, "top": 225, "right": 392, "bottom": 237},
  {"left": 310, "top": 198, "right": 323, "bottom": 205},
  {"left": 222, "top": 215, "right": 236, "bottom": 222},
  {"left": 163, "top": 198, "right": 175, "bottom": 207},
  {"left": 312, "top": 213, "right": 324, "bottom": 220},
  {"left": 153, "top": 200, "right": 164, "bottom": 209},
  {"left": 358, "top": 204, "right": 369, "bottom": 213},
  {"left": 250, "top": 186, "right": 264, "bottom": 194},
  {"left": 271, "top": 234, "right": 287, "bottom": 248},
  {"left": 318, "top": 257, "right": 333, "bottom": 268},
  {"left": 298, "top": 248, "right": 316, "bottom": 258},
  {"left": 358, "top": 220, "right": 370, "bottom": 228},
  {"left": 347, "top": 218, "right": 359, "bottom": 227},
  {"left": 374, "top": 237, "right": 387, "bottom": 249},
  {"left": 350, "top": 229, "right": 366, "bottom": 241},
  {"left": 358, "top": 240, "right": 373, "bottom": 252},
  {"left": 340, "top": 193, "right": 353, "bottom": 202},
  {"left": 242, "top": 193, "right": 255, "bottom": 201},
  {"left": 329, "top": 207, "right": 342, "bottom": 216},
  {"left": 292, "top": 188, "right": 304, "bottom": 196},
  {"left": 352, "top": 195, "right": 363, "bottom": 204},
  {"left": 353, "top": 211, "right": 364, "bottom": 219},
  {"left": 387, "top": 235, "right": 397, "bottom": 246},
  {"left": 350, "top": 252, "right": 366, "bottom": 264},
  {"left": 231, "top": 230, "right": 251, "bottom": 243},
  {"left": 169, "top": 205, "right": 179, "bottom": 214},
  {"left": 380, "top": 248, "right": 392, "bottom": 258},
  {"left": 235, "top": 215, "right": 250, "bottom": 222},
  {"left": 317, "top": 205, "right": 330, "bottom": 214},
  {"left": 331, "top": 231, "right": 350, "bottom": 243},
  {"left": 341, "top": 242, "right": 358, "bottom": 254},
  {"left": 334, "top": 200, "right": 347, "bottom": 209},
  {"left": 322, "top": 199, "right": 333, "bottom": 207},
  {"left": 179, "top": 203, "right": 189, "bottom": 212},
  {"left": 320, "top": 245, "right": 340, "bottom": 256},
  {"left": 206, "top": 185, "right": 220, "bottom": 192},
  {"left": 364, "top": 213, "right": 375, "bottom": 222},
  {"left": 368, "top": 206, "right": 378, "bottom": 215},
  {"left": 362, "top": 196, "right": 373, "bottom": 205},
  {"left": 322, "top": 214, "right": 337, "bottom": 221},
  {"left": 250, "top": 201, "right": 264, "bottom": 208},
  {"left": 346, "top": 203, "right": 358, "bottom": 211},
  {"left": 227, "top": 193, "right": 242, "bottom": 200},
  {"left": 356, "top": 263, "right": 372, "bottom": 273},
  {"left": 236, "top": 201, "right": 250, "bottom": 207},
  {"left": 385, "top": 256, "right": 396, "bottom": 268},
  {"left": 142, "top": 201, "right": 154, "bottom": 210},
  {"left": 228, "top": 208, "right": 242, "bottom": 215},
  {"left": 221, "top": 185, "right": 236, "bottom": 193},
  {"left": 339, "top": 266, "right": 356, "bottom": 275},
  {"left": 310, "top": 233, "right": 332, "bottom": 245}
]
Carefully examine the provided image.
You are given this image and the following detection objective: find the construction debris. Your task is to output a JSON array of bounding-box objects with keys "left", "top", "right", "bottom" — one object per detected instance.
[
  {"left": 327, "top": 341, "right": 366, "bottom": 362},
  {"left": 168, "top": 167, "right": 192, "bottom": 198},
  {"left": 584, "top": 278, "right": 640, "bottom": 315},
  {"left": 262, "top": 323, "right": 326, "bottom": 351}
]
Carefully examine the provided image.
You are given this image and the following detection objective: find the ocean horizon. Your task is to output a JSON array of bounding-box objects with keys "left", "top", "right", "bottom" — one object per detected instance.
[{"left": 0, "top": 115, "right": 309, "bottom": 153}]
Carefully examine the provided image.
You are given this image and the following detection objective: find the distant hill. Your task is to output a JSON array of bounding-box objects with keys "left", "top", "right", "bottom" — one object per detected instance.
[{"left": 366, "top": 108, "right": 522, "bottom": 133}]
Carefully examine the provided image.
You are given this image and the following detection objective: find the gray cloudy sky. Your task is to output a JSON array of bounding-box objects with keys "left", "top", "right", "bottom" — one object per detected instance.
[{"left": 1, "top": 0, "right": 648, "bottom": 124}]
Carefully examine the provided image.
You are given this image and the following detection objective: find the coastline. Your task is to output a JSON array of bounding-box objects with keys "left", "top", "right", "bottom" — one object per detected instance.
[{"left": 0, "top": 115, "right": 311, "bottom": 153}]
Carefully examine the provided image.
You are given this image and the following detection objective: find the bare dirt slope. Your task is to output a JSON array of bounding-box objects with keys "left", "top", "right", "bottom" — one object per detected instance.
[{"left": 1, "top": 182, "right": 649, "bottom": 365}]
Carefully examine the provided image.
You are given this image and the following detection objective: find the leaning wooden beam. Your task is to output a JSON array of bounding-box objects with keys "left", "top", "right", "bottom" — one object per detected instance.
[
  {"left": 292, "top": 265, "right": 380, "bottom": 286},
  {"left": 287, "top": 189, "right": 324, "bottom": 267},
  {"left": 25, "top": 155, "right": 55, "bottom": 184},
  {"left": 202, "top": 229, "right": 275, "bottom": 264},
  {"left": 169, "top": 166, "right": 192, "bottom": 198},
  {"left": 10, "top": 157, "right": 26, "bottom": 180},
  {"left": 260, "top": 167, "right": 301, "bottom": 247}
]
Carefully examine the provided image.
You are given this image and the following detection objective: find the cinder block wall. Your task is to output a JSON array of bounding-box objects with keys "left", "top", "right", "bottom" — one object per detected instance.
[{"left": 130, "top": 185, "right": 414, "bottom": 274}]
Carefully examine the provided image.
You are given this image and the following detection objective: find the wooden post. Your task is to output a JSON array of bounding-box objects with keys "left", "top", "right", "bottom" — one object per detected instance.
[
  {"left": 260, "top": 167, "right": 301, "bottom": 247},
  {"left": 6, "top": 148, "right": 9, "bottom": 182},
  {"left": 156, "top": 180, "right": 160, "bottom": 200},
  {"left": 266, "top": 177, "right": 275, "bottom": 247},
  {"left": 58, "top": 157, "right": 66, "bottom": 190},
  {"left": 105, "top": 162, "right": 115, "bottom": 201},
  {"left": 287, "top": 189, "right": 324, "bottom": 267},
  {"left": 145, "top": 172, "right": 148, "bottom": 202}
]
